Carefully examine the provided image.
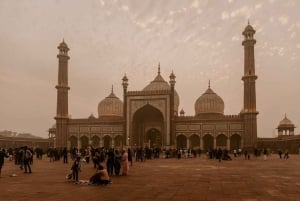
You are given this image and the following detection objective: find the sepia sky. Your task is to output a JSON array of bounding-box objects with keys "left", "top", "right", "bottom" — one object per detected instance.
[{"left": 0, "top": 0, "right": 300, "bottom": 138}]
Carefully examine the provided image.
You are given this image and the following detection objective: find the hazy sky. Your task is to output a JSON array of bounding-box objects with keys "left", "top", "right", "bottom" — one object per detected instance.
[{"left": 0, "top": 0, "right": 299, "bottom": 138}]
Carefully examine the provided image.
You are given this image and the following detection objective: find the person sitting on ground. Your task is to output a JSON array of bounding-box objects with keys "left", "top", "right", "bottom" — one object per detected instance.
[{"left": 89, "top": 165, "right": 110, "bottom": 185}]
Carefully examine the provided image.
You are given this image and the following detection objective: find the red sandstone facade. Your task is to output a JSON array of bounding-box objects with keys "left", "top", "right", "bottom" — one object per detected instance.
[{"left": 52, "top": 24, "right": 260, "bottom": 151}]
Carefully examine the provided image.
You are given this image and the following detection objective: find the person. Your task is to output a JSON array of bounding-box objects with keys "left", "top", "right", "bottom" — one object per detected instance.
[
  {"left": 128, "top": 148, "right": 133, "bottom": 166},
  {"left": 0, "top": 148, "right": 9, "bottom": 177},
  {"left": 263, "top": 148, "right": 267, "bottom": 161},
  {"left": 23, "top": 146, "right": 32, "bottom": 173},
  {"left": 89, "top": 165, "right": 110, "bottom": 185},
  {"left": 71, "top": 156, "right": 81, "bottom": 183},
  {"left": 244, "top": 150, "right": 250, "bottom": 160},
  {"left": 62, "top": 147, "right": 68, "bottom": 164},
  {"left": 18, "top": 147, "right": 25, "bottom": 170},
  {"left": 114, "top": 150, "right": 121, "bottom": 176},
  {"left": 284, "top": 150, "right": 289, "bottom": 159},
  {"left": 106, "top": 148, "right": 114, "bottom": 176},
  {"left": 278, "top": 149, "right": 282, "bottom": 159},
  {"left": 121, "top": 149, "right": 129, "bottom": 176}
]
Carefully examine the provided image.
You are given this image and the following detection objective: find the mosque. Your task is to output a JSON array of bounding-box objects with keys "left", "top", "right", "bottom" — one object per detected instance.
[{"left": 49, "top": 23, "right": 259, "bottom": 151}]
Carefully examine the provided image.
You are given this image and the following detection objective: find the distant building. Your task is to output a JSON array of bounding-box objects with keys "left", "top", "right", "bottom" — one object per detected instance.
[
  {"left": 50, "top": 23, "right": 259, "bottom": 151},
  {"left": 0, "top": 131, "right": 53, "bottom": 151},
  {"left": 257, "top": 115, "right": 300, "bottom": 153}
]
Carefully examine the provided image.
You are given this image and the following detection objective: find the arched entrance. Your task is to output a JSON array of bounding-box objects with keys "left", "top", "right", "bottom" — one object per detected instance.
[
  {"left": 230, "top": 134, "right": 241, "bottom": 150},
  {"left": 146, "top": 128, "right": 161, "bottom": 148},
  {"left": 216, "top": 134, "right": 227, "bottom": 149},
  {"left": 103, "top": 135, "right": 112, "bottom": 148},
  {"left": 80, "top": 136, "right": 89, "bottom": 149},
  {"left": 131, "top": 104, "right": 164, "bottom": 148},
  {"left": 114, "top": 135, "right": 123, "bottom": 148},
  {"left": 91, "top": 135, "right": 100, "bottom": 148},
  {"left": 203, "top": 134, "right": 213, "bottom": 151},
  {"left": 176, "top": 135, "right": 187, "bottom": 149},
  {"left": 189, "top": 134, "right": 200, "bottom": 149},
  {"left": 69, "top": 136, "right": 77, "bottom": 148}
]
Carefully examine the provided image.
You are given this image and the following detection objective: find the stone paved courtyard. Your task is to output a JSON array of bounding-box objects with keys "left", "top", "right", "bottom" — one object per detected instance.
[{"left": 1, "top": 154, "right": 300, "bottom": 201}]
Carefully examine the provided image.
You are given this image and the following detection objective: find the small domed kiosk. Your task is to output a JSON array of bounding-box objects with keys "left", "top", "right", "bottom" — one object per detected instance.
[{"left": 277, "top": 114, "right": 295, "bottom": 136}]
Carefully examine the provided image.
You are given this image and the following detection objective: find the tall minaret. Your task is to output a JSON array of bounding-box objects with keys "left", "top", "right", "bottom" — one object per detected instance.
[
  {"left": 55, "top": 40, "right": 70, "bottom": 148},
  {"left": 122, "top": 74, "right": 128, "bottom": 146},
  {"left": 241, "top": 22, "right": 258, "bottom": 149},
  {"left": 169, "top": 69, "right": 176, "bottom": 146}
]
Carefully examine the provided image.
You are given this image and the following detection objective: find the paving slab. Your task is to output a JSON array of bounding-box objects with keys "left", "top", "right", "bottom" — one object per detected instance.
[{"left": 1, "top": 154, "right": 300, "bottom": 201}]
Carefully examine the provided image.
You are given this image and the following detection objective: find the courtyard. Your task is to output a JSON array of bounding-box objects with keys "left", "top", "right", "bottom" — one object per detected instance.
[{"left": 1, "top": 154, "right": 300, "bottom": 201}]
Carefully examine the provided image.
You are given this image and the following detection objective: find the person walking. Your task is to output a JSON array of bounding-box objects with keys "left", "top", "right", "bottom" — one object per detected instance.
[
  {"left": 23, "top": 146, "right": 32, "bottom": 173},
  {"left": 0, "top": 148, "right": 9, "bottom": 177},
  {"left": 62, "top": 147, "right": 68, "bottom": 164}
]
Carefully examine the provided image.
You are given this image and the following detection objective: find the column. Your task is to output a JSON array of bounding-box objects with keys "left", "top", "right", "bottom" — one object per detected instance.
[
  {"left": 187, "top": 137, "right": 190, "bottom": 149},
  {"left": 100, "top": 137, "right": 104, "bottom": 147},
  {"left": 77, "top": 137, "right": 81, "bottom": 150},
  {"left": 112, "top": 137, "right": 115, "bottom": 148},
  {"left": 227, "top": 137, "right": 230, "bottom": 150},
  {"left": 200, "top": 137, "right": 203, "bottom": 150},
  {"left": 89, "top": 136, "right": 93, "bottom": 147},
  {"left": 67, "top": 140, "right": 71, "bottom": 151},
  {"left": 240, "top": 138, "right": 244, "bottom": 149},
  {"left": 213, "top": 137, "right": 216, "bottom": 149}
]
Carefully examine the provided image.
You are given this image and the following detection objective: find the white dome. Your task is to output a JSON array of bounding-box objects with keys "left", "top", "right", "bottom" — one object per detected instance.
[
  {"left": 143, "top": 68, "right": 180, "bottom": 112},
  {"left": 195, "top": 87, "right": 224, "bottom": 115},
  {"left": 98, "top": 88, "right": 123, "bottom": 117},
  {"left": 278, "top": 115, "right": 295, "bottom": 128}
]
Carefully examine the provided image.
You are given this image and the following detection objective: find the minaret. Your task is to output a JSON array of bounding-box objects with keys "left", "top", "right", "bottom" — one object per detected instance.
[
  {"left": 122, "top": 74, "right": 128, "bottom": 146},
  {"left": 169, "top": 69, "right": 176, "bottom": 146},
  {"left": 241, "top": 22, "right": 258, "bottom": 149},
  {"left": 55, "top": 40, "right": 70, "bottom": 148}
]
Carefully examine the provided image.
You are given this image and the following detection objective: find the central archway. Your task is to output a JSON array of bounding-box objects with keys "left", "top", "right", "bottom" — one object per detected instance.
[
  {"left": 131, "top": 104, "right": 164, "bottom": 148},
  {"left": 146, "top": 128, "right": 161, "bottom": 148}
]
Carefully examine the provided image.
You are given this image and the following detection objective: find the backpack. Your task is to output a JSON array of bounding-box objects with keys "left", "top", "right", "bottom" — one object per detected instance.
[{"left": 25, "top": 150, "right": 32, "bottom": 159}]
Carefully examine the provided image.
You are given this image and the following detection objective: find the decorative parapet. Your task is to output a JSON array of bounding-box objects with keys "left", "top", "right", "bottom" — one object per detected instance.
[
  {"left": 127, "top": 90, "right": 171, "bottom": 96},
  {"left": 223, "top": 114, "right": 242, "bottom": 119},
  {"left": 69, "top": 116, "right": 124, "bottom": 124}
]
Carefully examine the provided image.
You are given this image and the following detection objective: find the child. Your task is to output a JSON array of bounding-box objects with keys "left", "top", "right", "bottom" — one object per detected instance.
[{"left": 71, "top": 156, "right": 81, "bottom": 183}]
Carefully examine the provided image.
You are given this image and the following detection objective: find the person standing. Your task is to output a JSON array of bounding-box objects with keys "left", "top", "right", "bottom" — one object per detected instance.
[
  {"left": 62, "top": 147, "right": 68, "bottom": 164},
  {"left": 128, "top": 148, "right": 133, "bottom": 166},
  {"left": 263, "top": 148, "right": 267, "bottom": 161},
  {"left": 0, "top": 148, "right": 9, "bottom": 177},
  {"left": 114, "top": 150, "right": 121, "bottom": 176},
  {"left": 121, "top": 149, "right": 128, "bottom": 176},
  {"left": 71, "top": 156, "right": 81, "bottom": 183},
  {"left": 106, "top": 148, "right": 115, "bottom": 176},
  {"left": 24, "top": 146, "right": 32, "bottom": 173},
  {"left": 284, "top": 150, "right": 289, "bottom": 159}
]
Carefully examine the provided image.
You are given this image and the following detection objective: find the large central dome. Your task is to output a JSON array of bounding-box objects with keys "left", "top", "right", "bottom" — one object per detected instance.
[
  {"left": 143, "top": 65, "right": 180, "bottom": 112},
  {"left": 98, "top": 87, "right": 123, "bottom": 117},
  {"left": 195, "top": 84, "right": 224, "bottom": 115}
]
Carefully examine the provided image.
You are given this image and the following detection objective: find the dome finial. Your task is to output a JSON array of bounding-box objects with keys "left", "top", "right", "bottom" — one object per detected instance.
[
  {"left": 208, "top": 80, "right": 211, "bottom": 88},
  {"left": 111, "top": 85, "right": 114, "bottom": 93},
  {"left": 285, "top": 113, "right": 287, "bottom": 118},
  {"left": 248, "top": 19, "right": 250, "bottom": 25},
  {"left": 158, "top": 62, "right": 161, "bottom": 75}
]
